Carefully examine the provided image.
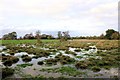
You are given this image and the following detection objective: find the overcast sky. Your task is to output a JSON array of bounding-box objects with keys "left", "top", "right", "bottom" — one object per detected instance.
[{"left": 0, "top": 0, "right": 119, "bottom": 37}]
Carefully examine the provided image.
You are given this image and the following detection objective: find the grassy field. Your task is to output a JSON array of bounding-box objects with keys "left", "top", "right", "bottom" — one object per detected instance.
[
  {"left": 1, "top": 39, "right": 59, "bottom": 45},
  {"left": 1, "top": 39, "right": 119, "bottom": 50},
  {"left": 68, "top": 39, "right": 119, "bottom": 50},
  {"left": 1, "top": 39, "right": 119, "bottom": 78}
]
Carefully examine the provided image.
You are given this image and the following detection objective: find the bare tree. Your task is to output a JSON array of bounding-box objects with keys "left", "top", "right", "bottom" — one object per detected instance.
[
  {"left": 58, "top": 31, "right": 62, "bottom": 39},
  {"left": 36, "top": 30, "right": 42, "bottom": 44},
  {"left": 58, "top": 31, "right": 70, "bottom": 42},
  {"left": 63, "top": 31, "right": 70, "bottom": 41}
]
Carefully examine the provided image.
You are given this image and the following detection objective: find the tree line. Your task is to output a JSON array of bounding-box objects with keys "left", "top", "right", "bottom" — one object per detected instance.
[
  {"left": 2, "top": 31, "right": 55, "bottom": 40},
  {"left": 1, "top": 29, "right": 120, "bottom": 40},
  {"left": 72, "top": 29, "right": 120, "bottom": 40}
]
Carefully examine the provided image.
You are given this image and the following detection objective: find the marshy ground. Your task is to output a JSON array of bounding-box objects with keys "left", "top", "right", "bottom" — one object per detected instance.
[{"left": 0, "top": 39, "right": 119, "bottom": 79}]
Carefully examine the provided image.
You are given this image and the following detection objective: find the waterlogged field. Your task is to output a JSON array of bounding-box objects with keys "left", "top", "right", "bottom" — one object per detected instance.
[{"left": 0, "top": 39, "right": 119, "bottom": 79}]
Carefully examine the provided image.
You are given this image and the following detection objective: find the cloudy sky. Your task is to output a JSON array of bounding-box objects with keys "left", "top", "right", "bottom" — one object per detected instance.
[{"left": 0, "top": 0, "right": 119, "bottom": 37}]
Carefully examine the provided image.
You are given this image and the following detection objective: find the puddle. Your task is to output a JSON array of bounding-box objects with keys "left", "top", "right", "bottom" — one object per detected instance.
[
  {"left": 0, "top": 52, "right": 10, "bottom": 56},
  {"left": 0, "top": 46, "right": 6, "bottom": 51},
  {"left": 14, "top": 52, "right": 28, "bottom": 57},
  {"left": 1, "top": 45, "right": 99, "bottom": 67},
  {"left": 1, "top": 45, "right": 118, "bottom": 78}
]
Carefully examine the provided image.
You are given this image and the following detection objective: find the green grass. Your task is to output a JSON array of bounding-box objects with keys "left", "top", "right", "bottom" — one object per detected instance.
[
  {"left": 40, "top": 66, "right": 85, "bottom": 77},
  {"left": 57, "top": 66, "right": 85, "bottom": 76},
  {"left": 1, "top": 39, "right": 59, "bottom": 45},
  {"left": 17, "top": 63, "right": 33, "bottom": 68},
  {"left": 1, "top": 39, "right": 119, "bottom": 50}
]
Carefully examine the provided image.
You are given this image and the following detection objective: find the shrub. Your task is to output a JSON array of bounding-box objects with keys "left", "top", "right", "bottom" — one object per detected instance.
[
  {"left": 60, "top": 60, "right": 67, "bottom": 65},
  {"left": 3, "top": 60, "right": 12, "bottom": 66},
  {"left": 9, "top": 50, "right": 15, "bottom": 55},
  {"left": 97, "top": 61, "right": 104, "bottom": 66},
  {"left": 103, "top": 66, "right": 111, "bottom": 70},
  {"left": 1, "top": 54, "right": 6, "bottom": 56},
  {"left": 38, "top": 61, "right": 44, "bottom": 65},
  {"left": 104, "top": 61, "right": 111, "bottom": 66},
  {"left": 21, "top": 55, "right": 28, "bottom": 58},
  {"left": 2, "top": 56, "right": 19, "bottom": 65},
  {"left": 22, "top": 56, "right": 32, "bottom": 62},
  {"left": 45, "top": 58, "right": 57, "bottom": 65},
  {"left": 2, "top": 57, "right": 8, "bottom": 61},
  {"left": 11, "top": 57, "right": 19, "bottom": 63},
  {"left": 75, "top": 61, "right": 88, "bottom": 69},
  {"left": 2, "top": 68, "right": 14, "bottom": 79},
  {"left": 91, "top": 66, "right": 101, "bottom": 72}
]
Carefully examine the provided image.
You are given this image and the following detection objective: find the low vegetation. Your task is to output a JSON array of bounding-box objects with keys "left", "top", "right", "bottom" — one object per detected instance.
[
  {"left": 22, "top": 56, "right": 32, "bottom": 62},
  {"left": 1, "top": 68, "right": 15, "bottom": 79},
  {"left": 40, "top": 66, "right": 85, "bottom": 77},
  {"left": 17, "top": 63, "right": 33, "bottom": 68},
  {"left": 2, "top": 55, "right": 19, "bottom": 66},
  {"left": 0, "top": 38, "right": 119, "bottom": 78}
]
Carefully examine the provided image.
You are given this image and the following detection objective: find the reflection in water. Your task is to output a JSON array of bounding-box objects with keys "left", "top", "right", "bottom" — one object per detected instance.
[
  {"left": 0, "top": 46, "right": 6, "bottom": 51},
  {"left": 0, "top": 45, "right": 118, "bottom": 78}
]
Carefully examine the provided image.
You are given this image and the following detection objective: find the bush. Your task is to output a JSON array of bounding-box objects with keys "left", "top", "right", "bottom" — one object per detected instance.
[
  {"left": 9, "top": 50, "right": 15, "bottom": 55},
  {"left": 21, "top": 55, "right": 28, "bottom": 58},
  {"left": 2, "top": 56, "right": 19, "bottom": 65},
  {"left": 11, "top": 57, "right": 19, "bottom": 63},
  {"left": 60, "top": 60, "right": 67, "bottom": 65},
  {"left": 3, "top": 60, "right": 12, "bottom": 66},
  {"left": 103, "top": 66, "right": 110, "bottom": 70},
  {"left": 75, "top": 61, "right": 88, "bottom": 69},
  {"left": 2, "top": 57, "right": 8, "bottom": 61},
  {"left": 45, "top": 58, "right": 57, "bottom": 65},
  {"left": 98, "top": 61, "right": 104, "bottom": 66},
  {"left": 91, "top": 66, "right": 101, "bottom": 72},
  {"left": 54, "top": 54, "right": 75, "bottom": 65},
  {"left": 38, "top": 61, "right": 44, "bottom": 65},
  {"left": 1, "top": 54, "right": 6, "bottom": 56},
  {"left": 22, "top": 56, "right": 32, "bottom": 62},
  {"left": 2, "top": 68, "right": 14, "bottom": 79}
]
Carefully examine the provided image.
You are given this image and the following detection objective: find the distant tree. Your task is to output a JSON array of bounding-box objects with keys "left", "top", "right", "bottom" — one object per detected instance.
[
  {"left": 41, "top": 34, "right": 47, "bottom": 39},
  {"left": 99, "top": 34, "right": 105, "bottom": 39},
  {"left": 2, "top": 32, "right": 17, "bottom": 40},
  {"left": 11, "top": 32, "right": 17, "bottom": 39},
  {"left": 62, "top": 31, "right": 70, "bottom": 41},
  {"left": 36, "top": 30, "right": 42, "bottom": 44},
  {"left": 58, "top": 31, "right": 62, "bottom": 39},
  {"left": 23, "top": 33, "right": 34, "bottom": 39},
  {"left": 105, "top": 29, "right": 115, "bottom": 40},
  {"left": 47, "top": 35, "right": 54, "bottom": 39},
  {"left": 111, "top": 32, "right": 120, "bottom": 40},
  {"left": 58, "top": 31, "right": 70, "bottom": 42},
  {"left": 19, "top": 36, "right": 23, "bottom": 40},
  {"left": 2, "top": 34, "right": 8, "bottom": 40},
  {"left": 40, "top": 34, "right": 54, "bottom": 39}
]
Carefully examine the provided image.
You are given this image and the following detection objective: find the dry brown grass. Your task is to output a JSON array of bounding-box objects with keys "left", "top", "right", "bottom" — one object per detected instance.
[{"left": 68, "top": 39, "right": 119, "bottom": 50}]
